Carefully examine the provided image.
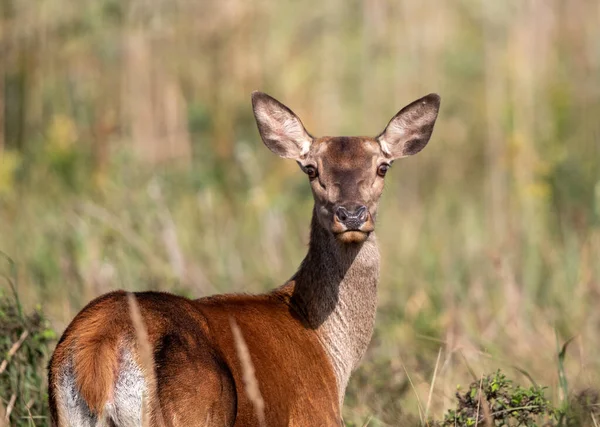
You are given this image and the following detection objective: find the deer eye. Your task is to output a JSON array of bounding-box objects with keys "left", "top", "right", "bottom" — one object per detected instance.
[
  {"left": 304, "top": 165, "right": 318, "bottom": 179},
  {"left": 377, "top": 163, "right": 390, "bottom": 177}
]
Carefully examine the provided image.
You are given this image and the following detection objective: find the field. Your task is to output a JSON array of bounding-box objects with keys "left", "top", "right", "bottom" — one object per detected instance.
[{"left": 1, "top": 0, "right": 600, "bottom": 425}]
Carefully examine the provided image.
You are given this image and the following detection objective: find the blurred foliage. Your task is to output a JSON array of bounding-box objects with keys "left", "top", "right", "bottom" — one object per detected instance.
[
  {"left": 0, "top": 0, "right": 600, "bottom": 424},
  {"left": 0, "top": 151, "right": 20, "bottom": 197}
]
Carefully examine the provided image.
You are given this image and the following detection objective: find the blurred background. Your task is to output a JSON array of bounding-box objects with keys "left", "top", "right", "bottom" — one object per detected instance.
[{"left": 1, "top": 0, "right": 599, "bottom": 424}]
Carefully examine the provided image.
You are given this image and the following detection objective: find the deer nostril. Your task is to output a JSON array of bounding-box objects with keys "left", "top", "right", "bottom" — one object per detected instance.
[
  {"left": 356, "top": 206, "right": 368, "bottom": 222},
  {"left": 335, "top": 206, "right": 349, "bottom": 222}
]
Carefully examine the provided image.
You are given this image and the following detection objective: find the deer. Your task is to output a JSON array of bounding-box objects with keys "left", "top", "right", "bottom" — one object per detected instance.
[{"left": 48, "top": 91, "right": 440, "bottom": 426}]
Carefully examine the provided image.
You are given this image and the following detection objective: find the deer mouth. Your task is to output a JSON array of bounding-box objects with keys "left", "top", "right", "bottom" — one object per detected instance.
[
  {"left": 331, "top": 220, "right": 375, "bottom": 244},
  {"left": 335, "top": 230, "right": 371, "bottom": 244}
]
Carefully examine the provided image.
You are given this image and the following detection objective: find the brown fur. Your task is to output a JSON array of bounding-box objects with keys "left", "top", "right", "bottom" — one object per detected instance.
[
  {"left": 49, "top": 292, "right": 124, "bottom": 415},
  {"left": 48, "top": 92, "right": 440, "bottom": 426},
  {"left": 49, "top": 290, "right": 338, "bottom": 426}
]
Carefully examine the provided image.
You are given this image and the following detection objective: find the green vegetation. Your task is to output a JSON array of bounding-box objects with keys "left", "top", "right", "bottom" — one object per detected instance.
[
  {"left": 0, "top": 259, "right": 56, "bottom": 425},
  {"left": 439, "top": 371, "right": 554, "bottom": 426},
  {"left": 1, "top": 0, "right": 599, "bottom": 425}
]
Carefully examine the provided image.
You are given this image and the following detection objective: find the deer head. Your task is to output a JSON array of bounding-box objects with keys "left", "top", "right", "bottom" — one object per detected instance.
[{"left": 252, "top": 92, "right": 440, "bottom": 244}]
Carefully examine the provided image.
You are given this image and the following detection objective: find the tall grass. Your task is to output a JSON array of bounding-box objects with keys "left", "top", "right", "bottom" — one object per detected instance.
[{"left": 0, "top": 0, "right": 599, "bottom": 424}]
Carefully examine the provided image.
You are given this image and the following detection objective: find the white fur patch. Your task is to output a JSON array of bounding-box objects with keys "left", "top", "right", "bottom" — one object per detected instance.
[
  {"left": 104, "top": 350, "right": 146, "bottom": 427},
  {"left": 56, "top": 350, "right": 146, "bottom": 427},
  {"left": 57, "top": 360, "right": 100, "bottom": 426}
]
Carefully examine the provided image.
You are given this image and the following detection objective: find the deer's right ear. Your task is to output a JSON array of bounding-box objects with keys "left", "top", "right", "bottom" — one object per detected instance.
[
  {"left": 252, "top": 91, "right": 312, "bottom": 160},
  {"left": 377, "top": 93, "right": 440, "bottom": 160}
]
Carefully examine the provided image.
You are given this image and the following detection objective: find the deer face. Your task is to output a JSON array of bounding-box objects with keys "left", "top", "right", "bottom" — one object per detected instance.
[{"left": 252, "top": 92, "right": 440, "bottom": 244}]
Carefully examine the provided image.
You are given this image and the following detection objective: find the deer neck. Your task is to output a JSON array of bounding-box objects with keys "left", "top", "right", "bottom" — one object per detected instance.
[{"left": 279, "top": 209, "right": 380, "bottom": 402}]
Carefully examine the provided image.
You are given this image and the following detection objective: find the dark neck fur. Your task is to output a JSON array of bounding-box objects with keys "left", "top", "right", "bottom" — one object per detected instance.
[{"left": 277, "top": 208, "right": 380, "bottom": 402}]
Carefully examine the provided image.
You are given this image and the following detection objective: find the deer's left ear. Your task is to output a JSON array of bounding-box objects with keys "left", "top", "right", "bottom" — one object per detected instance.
[{"left": 377, "top": 94, "right": 440, "bottom": 159}]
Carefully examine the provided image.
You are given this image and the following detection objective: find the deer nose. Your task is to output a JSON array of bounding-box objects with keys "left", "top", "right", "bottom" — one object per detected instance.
[{"left": 335, "top": 205, "right": 368, "bottom": 230}]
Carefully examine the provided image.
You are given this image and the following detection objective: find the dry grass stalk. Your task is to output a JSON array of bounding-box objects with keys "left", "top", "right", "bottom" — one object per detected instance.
[
  {"left": 480, "top": 390, "right": 493, "bottom": 426},
  {"left": 425, "top": 348, "right": 442, "bottom": 421},
  {"left": 24, "top": 400, "right": 35, "bottom": 425},
  {"left": 360, "top": 414, "right": 373, "bottom": 427},
  {"left": 229, "top": 318, "right": 266, "bottom": 427},
  {"left": 474, "top": 375, "right": 493, "bottom": 427},
  {"left": 0, "top": 330, "right": 29, "bottom": 375},
  {"left": 401, "top": 361, "right": 425, "bottom": 425},
  {"left": 148, "top": 179, "right": 187, "bottom": 284},
  {"left": 141, "top": 394, "right": 152, "bottom": 427},
  {"left": 475, "top": 376, "right": 483, "bottom": 427},
  {"left": 127, "top": 293, "right": 166, "bottom": 427},
  {"left": 4, "top": 394, "right": 16, "bottom": 422},
  {"left": 0, "top": 399, "right": 6, "bottom": 427}
]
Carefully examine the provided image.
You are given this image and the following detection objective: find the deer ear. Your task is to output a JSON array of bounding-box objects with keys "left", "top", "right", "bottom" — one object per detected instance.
[
  {"left": 252, "top": 91, "right": 313, "bottom": 160},
  {"left": 377, "top": 94, "right": 440, "bottom": 159}
]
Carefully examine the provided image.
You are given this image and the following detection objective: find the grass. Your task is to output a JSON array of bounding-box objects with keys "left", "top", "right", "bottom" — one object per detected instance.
[
  {"left": 1, "top": 1, "right": 599, "bottom": 424},
  {"left": 0, "top": 149, "right": 599, "bottom": 425}
]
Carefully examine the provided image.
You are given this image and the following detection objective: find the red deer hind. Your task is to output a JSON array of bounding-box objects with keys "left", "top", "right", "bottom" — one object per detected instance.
[{"left": 48, "top": 91, "right": 440, "bottom": 426}]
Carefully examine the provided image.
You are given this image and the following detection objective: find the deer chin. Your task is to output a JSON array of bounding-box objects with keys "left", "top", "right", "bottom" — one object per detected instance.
[{"left": 335, "top": 230, "right": 370, "bottom": 244}]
